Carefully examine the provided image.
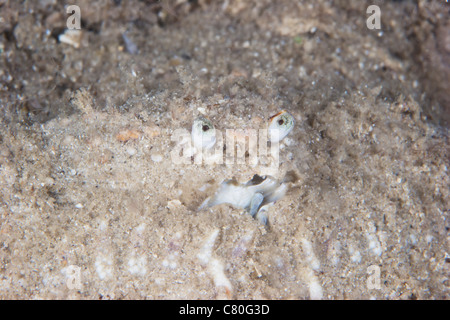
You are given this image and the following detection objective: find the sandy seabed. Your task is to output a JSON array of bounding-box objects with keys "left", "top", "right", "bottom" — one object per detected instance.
[{"left": 0, "top": 0, "right": 449, "bottom": 299}]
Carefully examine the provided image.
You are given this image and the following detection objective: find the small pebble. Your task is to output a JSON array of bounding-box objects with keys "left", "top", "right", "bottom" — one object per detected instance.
[
  {"left": 151, "top": 154, "right": 163, "bottom": 162},
  {"left": 126, "top": 146, "right": 137, "bottom": 156},
  {"left": 122, "top": 32, "right": 138, "bottom": 54},
  {"left": 166, "top": 199, "right": 182, "bottom": 211}
]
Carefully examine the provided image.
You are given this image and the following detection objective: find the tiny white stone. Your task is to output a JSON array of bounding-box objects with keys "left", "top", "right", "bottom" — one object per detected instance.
[
  {"left": 151, "top": 154, "right": 163, "bottom": 162},
  {"left": 128, "top": 256, "right": 147, "bottom": 276},
  {"left": 350, "top": 250, "right": 362, "bottom": 263},
  {"left": 95, "top": 256, "right": 113, "bottom": 280},
  {"left": 126, "top": 146, "right": 137, "bottom": 156},
  {"left": 166, "top": 199, "right": 182, "bottom": 211}
]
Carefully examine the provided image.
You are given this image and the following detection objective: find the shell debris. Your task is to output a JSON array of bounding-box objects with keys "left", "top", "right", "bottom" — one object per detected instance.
[
  {"left": 59, "top": 29, "right": 83, "bottom": 48},
  {"left": 197, "top": 229, "right": 233, "bottom": 299},
  {"left": 116, "top": 129, "right": 141, "bottom": 142}
]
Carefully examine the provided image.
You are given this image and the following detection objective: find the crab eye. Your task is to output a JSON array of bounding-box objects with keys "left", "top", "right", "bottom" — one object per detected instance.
[
  {"left": 268, "top": 110, "right": 295, "bottom": 142},
  {"left": 192, "top": 116, "right": 216, "bottom": 149}
]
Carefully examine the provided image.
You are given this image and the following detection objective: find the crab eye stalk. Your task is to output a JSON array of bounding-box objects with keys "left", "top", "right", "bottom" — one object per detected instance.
[
  {"left": 268, "top": 110, "right": 295, "bottom": 142},
  {"left": 192, "top": 116, "right": 216, "bottom": 149}
]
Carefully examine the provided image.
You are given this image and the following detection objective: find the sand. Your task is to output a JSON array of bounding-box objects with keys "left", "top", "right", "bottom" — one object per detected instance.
[{"left": 0, "top": 0, "right": 448, "bottom": 299}]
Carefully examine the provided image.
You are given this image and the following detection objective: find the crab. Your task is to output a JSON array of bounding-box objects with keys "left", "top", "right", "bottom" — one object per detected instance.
[{"left": 195, "top": 110, "right": 296, "bottom": 224}]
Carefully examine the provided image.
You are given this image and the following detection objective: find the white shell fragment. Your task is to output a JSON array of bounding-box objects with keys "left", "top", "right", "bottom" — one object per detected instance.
[
  {"left": 192, "top": 116, "right": 216, "bottom": 149},
  {"left": 58, "top": 29, "right": 83, "bottom": 48},
  {"left": 268, "top": 110, "right": 295, "bottom": 142},
  {"left": 199, "top": 174, "right": 287, "bottom": 224}
]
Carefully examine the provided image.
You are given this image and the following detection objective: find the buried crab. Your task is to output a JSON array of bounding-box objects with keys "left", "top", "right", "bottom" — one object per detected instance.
[
  {"left": 196, "top": 110, "right": 296, "bottom": 225},
  {"left": 199, "top": 174, "right": 288, "bottom": 225}
]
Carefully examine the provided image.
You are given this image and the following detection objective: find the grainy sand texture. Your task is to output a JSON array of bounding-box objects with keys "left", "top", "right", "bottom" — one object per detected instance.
[{"left": 0, "top": 0, "right": 449, "bottom": 299}]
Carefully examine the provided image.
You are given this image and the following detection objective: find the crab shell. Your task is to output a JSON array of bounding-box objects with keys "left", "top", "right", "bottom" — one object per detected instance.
[{"left": 199, "top": 175, "right": 287, "bottom": 224}]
